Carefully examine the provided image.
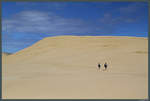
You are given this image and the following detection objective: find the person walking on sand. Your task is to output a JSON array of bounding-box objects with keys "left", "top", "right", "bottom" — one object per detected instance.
[
  {"left": 98, "top": 63, "right": 101, "bottom": 70},
  {"left": 104, "top": 62, "right": 108, "bottom": 70}
]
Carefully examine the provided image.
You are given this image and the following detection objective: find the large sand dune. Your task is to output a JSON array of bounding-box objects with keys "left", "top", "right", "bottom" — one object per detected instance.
[{"left": 2, "top": 36, "right": 148, "bottom": 99}]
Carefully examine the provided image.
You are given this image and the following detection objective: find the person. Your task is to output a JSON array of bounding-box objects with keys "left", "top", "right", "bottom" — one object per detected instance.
[
  {"left": 104, "top": 62, "right": 108, "bottom": 70},
  {"left": 98, "top": 63, "right": 101, "bottom": 70}
]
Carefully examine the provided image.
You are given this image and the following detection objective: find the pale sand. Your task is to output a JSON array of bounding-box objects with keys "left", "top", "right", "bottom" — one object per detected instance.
[{"left": 2, "top": 36, "right": 148, "bottom": 99}]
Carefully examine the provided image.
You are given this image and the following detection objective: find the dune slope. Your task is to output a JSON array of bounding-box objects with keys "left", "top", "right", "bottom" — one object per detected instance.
[{"left": 2, "top": 36, "right": 148, "bottom": 99}]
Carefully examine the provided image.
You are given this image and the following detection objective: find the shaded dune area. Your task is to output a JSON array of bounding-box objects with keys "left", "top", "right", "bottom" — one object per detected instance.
[{"left": 2, "top": 36, "right": 148, "bottom": 99}]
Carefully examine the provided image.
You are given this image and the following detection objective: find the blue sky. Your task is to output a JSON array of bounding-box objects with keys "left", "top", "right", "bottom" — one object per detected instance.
[{"left": 2, "top": 2, "right": 148, "bottom": 53}]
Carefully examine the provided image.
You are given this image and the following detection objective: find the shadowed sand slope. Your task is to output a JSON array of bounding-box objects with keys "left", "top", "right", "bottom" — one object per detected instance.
[{"left": 2, "top": 36, "right": 148, "bottom": 99}]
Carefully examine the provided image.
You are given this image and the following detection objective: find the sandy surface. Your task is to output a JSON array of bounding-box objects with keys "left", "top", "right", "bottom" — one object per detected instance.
[{"left": 2, "top": 36, "right": 148, "bottom": 99}]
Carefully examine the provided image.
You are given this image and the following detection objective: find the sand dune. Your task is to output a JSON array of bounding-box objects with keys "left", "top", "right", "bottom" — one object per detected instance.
[
  {"left": 2, "top": 36, "right": 148, "bottom": 99},
  {"left": 2, "top": 53, "right": 12, "bottom": 64},
  {"left": 2, "top": 52, "right": 11, "bottom": 56}
]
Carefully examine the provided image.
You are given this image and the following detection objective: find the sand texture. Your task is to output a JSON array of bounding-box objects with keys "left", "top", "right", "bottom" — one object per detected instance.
[{"left": 2, "top": 36, "right": 148, "bottom": 99}]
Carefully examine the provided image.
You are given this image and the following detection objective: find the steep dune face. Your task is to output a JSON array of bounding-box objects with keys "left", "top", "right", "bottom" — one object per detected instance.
[{"left": 2, "top": 36, "right": 148, "bottom": 99}]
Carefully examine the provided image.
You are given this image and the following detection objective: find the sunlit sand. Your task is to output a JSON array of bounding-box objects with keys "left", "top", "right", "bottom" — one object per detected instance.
[{"left": 2, "top": 36, "right": 148, "bottom": 99}]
